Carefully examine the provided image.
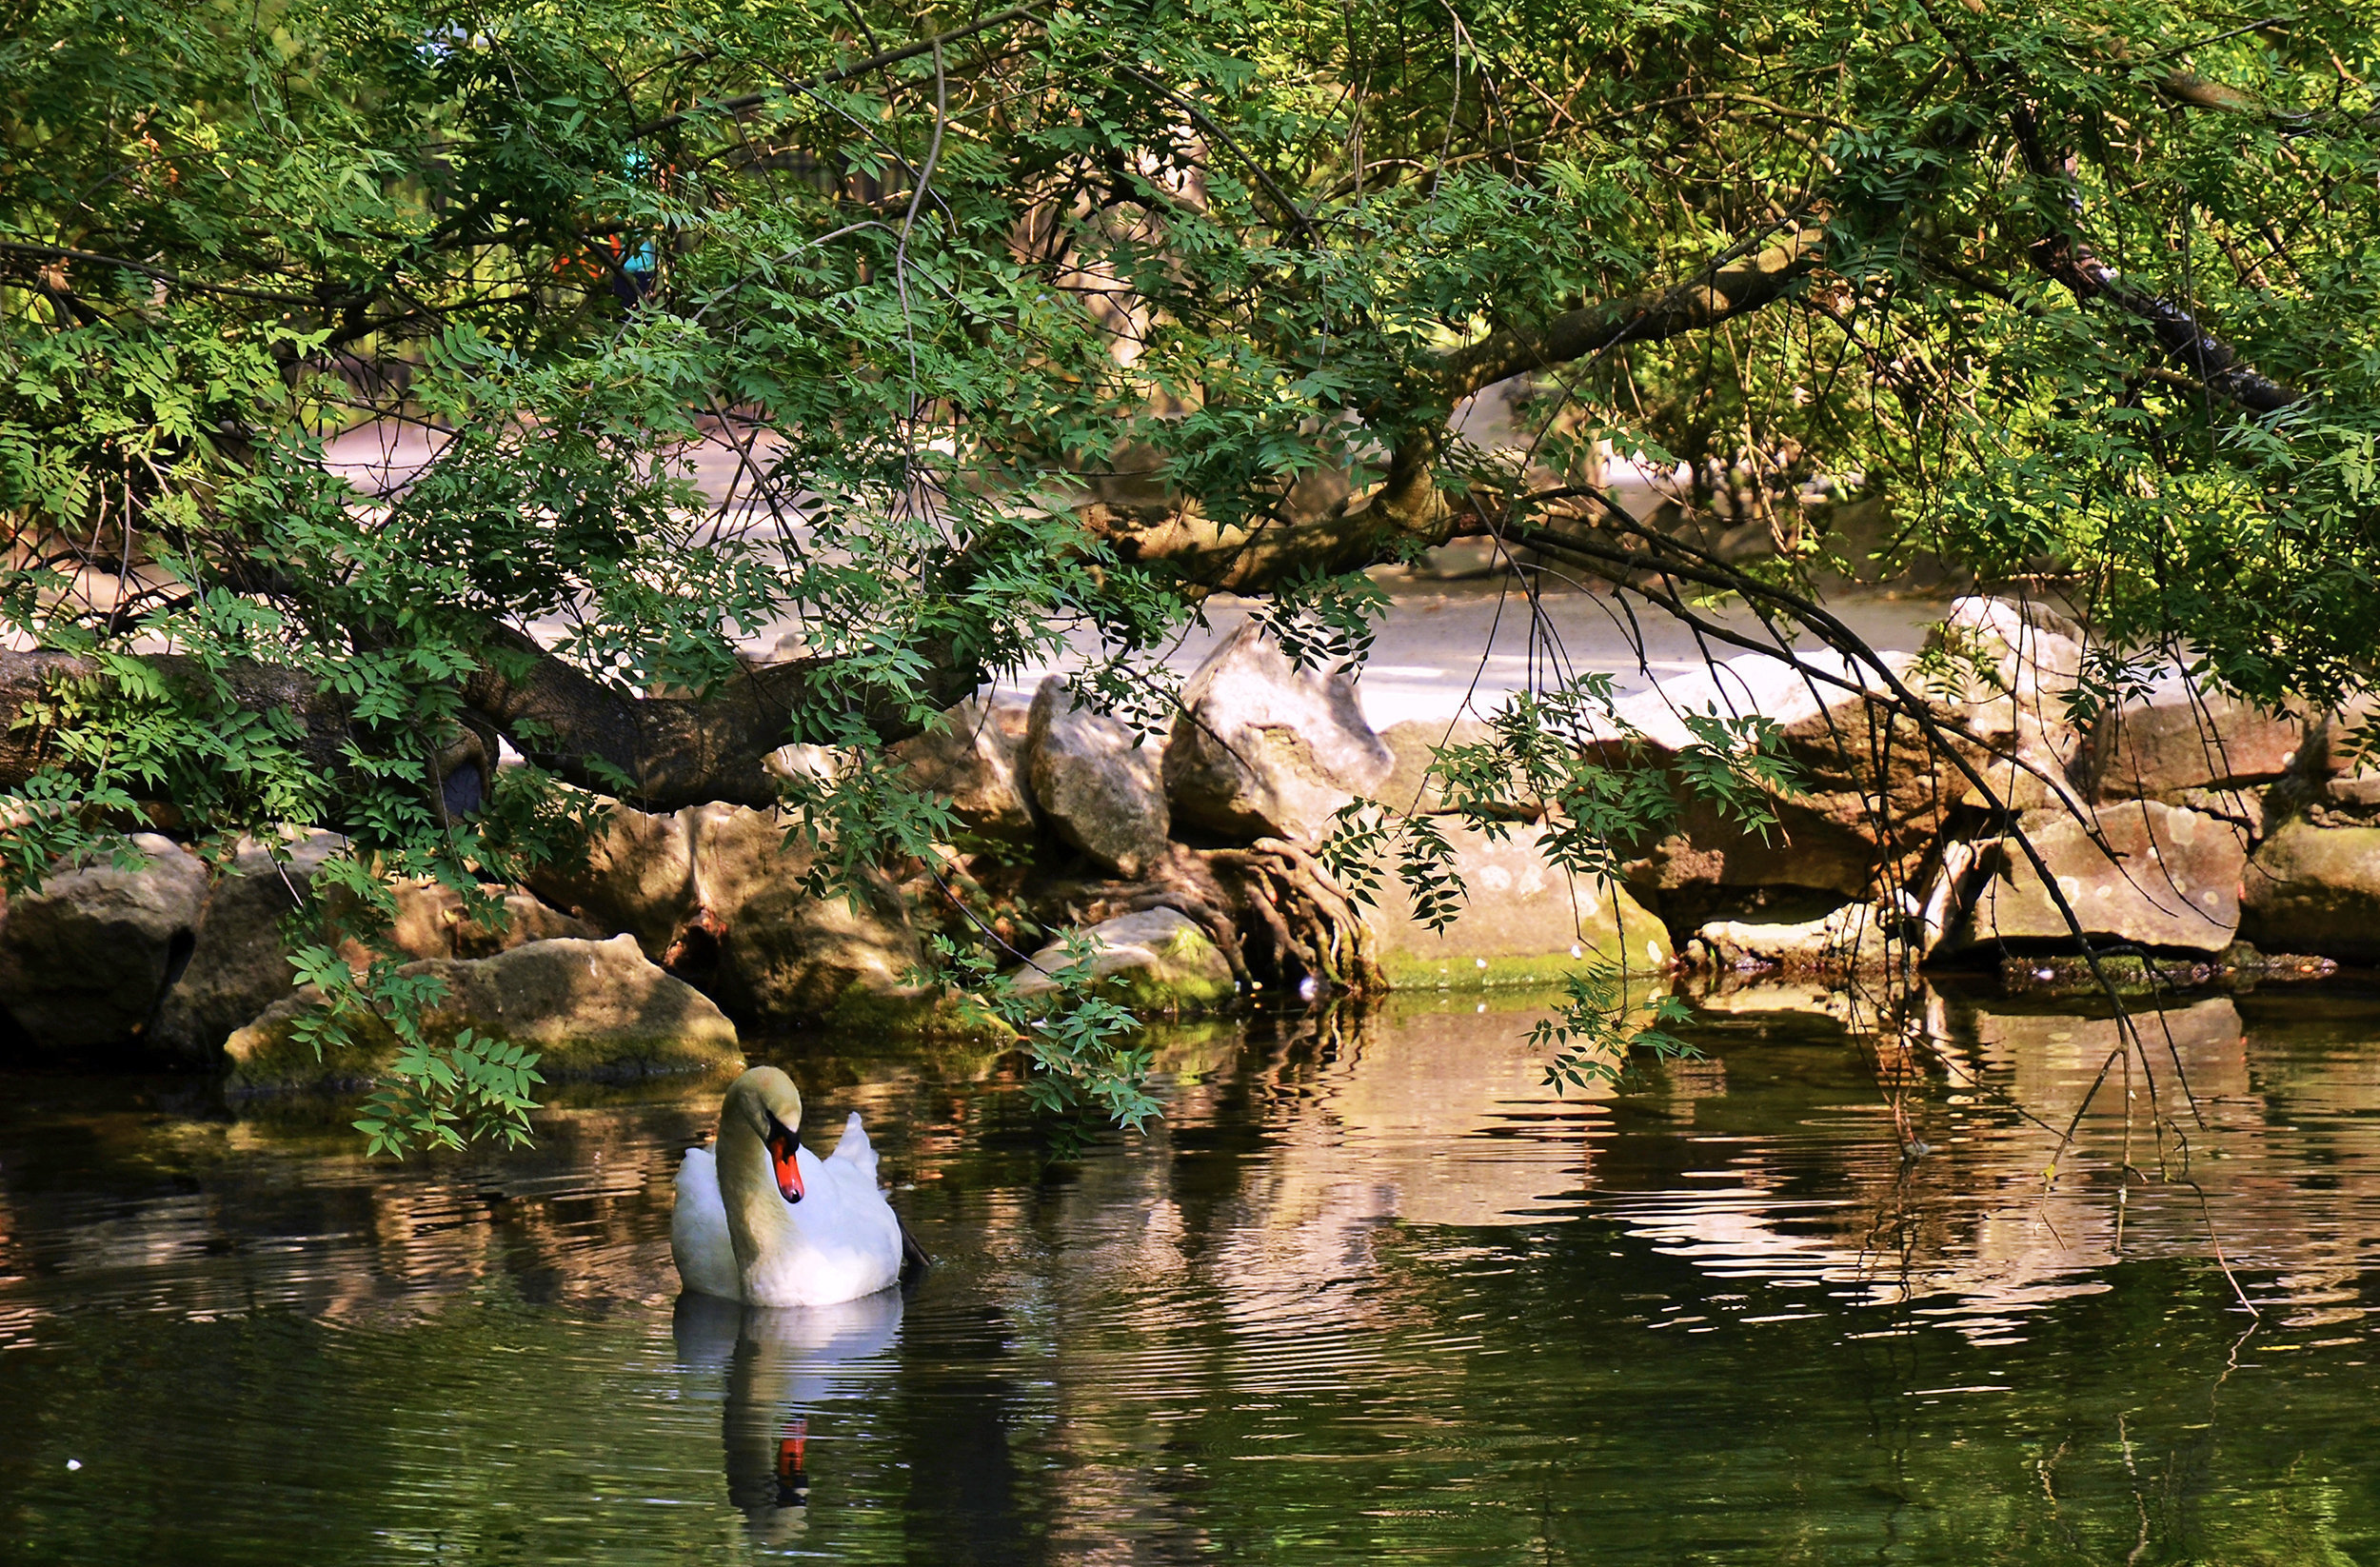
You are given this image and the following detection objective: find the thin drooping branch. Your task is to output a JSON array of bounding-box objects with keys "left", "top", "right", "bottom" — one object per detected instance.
[{"left": 625, "top": 4, "right": 1045, "bottom": 141}]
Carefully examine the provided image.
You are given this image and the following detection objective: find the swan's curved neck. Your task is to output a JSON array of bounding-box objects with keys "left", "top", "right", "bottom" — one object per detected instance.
[{"left": 717, "top": 1114, "right": 798, "bottom": 1274}]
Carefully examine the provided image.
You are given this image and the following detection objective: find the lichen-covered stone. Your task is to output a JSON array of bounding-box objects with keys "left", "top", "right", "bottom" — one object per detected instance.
[
  {"left": 1617, "top": 649, "right": 1955, "bottom": 908},
  {"left": 1163, "top": 624, "right": 1394, "bottom": 844},
  {"left": 1366, "top": 823, "right": 1673, "bottom": 989},
  {"left": 526, "top": 799, "right": 921, "bottom": 1026},
  {"left": 1945, "top": 801, "right": 2247, "bottom": 955},
  {"left": 153, "top": 833, "right": 343, "bottom": 1061},
  {"left": 2240, "top": 819, "right": 2380, "bottom": 963},
  {"left": 1023, "top": 678, "right": 1169, "bottom": 878},
  {"left": 714, "top": 873, "right": 922, "bottom": 1022},
  {"left": 1010, "top": 906, "right": 1237, "bottom": 1014},
  {"left": 2084, "top": 674, "right": 2303, "bottom": 801},
  {"left": 224, "top": 935, "right": 741, "bottom": 1091},
  {"left": 156, "top": 835, "right": 593, "bottom": 1062},
  {"left": 526, "top": 800, "right": 702, "bottom": 960},
  {"left": 0, "top": 833, "right": 208, "bottom": 1051}
]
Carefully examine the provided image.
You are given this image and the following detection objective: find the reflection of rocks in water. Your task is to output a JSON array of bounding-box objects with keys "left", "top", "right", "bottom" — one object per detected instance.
[
  {"left": 1958, "top": 993, "right": 2251, "bottom": 1120},
  {"left": 0, "top": 1079, "right": 730, "bottom": 1342},
  {"left": 1245, "top": 995, "right": 1619, "bottom": 1232},
  {"left": 1589, "top": 981, "right": 2278, "bottom": 1334},
  {"left": 673, "top": 1289, "right": 903, "bottom": 1548}
]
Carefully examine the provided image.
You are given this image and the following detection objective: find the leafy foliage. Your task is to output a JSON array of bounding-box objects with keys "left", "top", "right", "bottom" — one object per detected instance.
[
  {"left": 924, "top": 927, "right": 1161, "bottom": 1132},
  {"left": 1, "top": 0, "right": 2373, "bottom": 1143},
  {"left": 354, "top": 1027, "right": 546, "bottom": 1157},
  {"left": 1324, "top": 673, "right": 1797, "bottom": 1085}
]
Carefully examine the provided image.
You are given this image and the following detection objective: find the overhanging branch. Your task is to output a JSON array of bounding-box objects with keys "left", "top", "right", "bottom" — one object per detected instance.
[
  {"left": 1439, "top": 225, "right": 1826, "bottom": 400},
  {"left": 0, "top": 627, "right": 982, "bottom": 815},
  {"left": 1097, "top": 226, "right": 1830, "bottom": 596}
]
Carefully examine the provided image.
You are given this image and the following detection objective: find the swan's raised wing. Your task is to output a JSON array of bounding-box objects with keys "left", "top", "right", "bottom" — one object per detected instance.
[
  {"left": 671, "top": 1145, "right": 744, "bottom": 1300},
  {"left": 823, "top": 1111, "right": 878, "bottom": 1184}
]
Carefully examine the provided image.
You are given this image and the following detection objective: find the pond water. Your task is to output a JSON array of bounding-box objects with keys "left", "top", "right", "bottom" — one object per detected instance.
[{"left": 6, "top": 982, "right": 2380, "bottom": 1564}]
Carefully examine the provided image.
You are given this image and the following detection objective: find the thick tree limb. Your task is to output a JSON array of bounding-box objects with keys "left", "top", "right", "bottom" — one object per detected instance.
[
  {"left": 2028, "top": 232, "right": 2298, "bottom": 413},
  {"left": 1439, "top": 225, "right": 1827, "bottom": 400},
  {"left": 0, "top": 649, "right": 359, "bottom": 786},
  {"left": 0, "top": 630, "right": 982, "bottom": 813},
  {"left": 1097, "top": 227, "right": 1829, "bottom": 596},
  {"left": 2003, "top": 105, "right": 2299, "bottom": 415},
  {"left": 463, "top": 624, "right": 974, "bottom": 807}
]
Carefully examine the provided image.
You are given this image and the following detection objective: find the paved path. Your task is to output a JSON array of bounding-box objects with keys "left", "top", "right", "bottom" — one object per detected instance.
[
  {"left": 324, "top": 424, "right": 1949, "bottom": 727},
  {"left": 1012, "top": 581, "right": 1950, "bottom": 728}
]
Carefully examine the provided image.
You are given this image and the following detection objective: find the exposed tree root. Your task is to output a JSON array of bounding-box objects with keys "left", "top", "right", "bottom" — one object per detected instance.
[{"left": 1204, "top": 839, "right": 1385, "bottom": 998}]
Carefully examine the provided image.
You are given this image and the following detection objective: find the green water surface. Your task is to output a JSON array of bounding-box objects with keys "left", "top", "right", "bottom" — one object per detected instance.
[{"left": 3, "top": 983, "right": 2378, "bottom": 1564}]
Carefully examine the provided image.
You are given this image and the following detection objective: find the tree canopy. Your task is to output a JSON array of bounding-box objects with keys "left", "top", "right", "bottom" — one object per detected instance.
[{"left": 4, "top": 0, "right": 2375, "bottom": 1142}]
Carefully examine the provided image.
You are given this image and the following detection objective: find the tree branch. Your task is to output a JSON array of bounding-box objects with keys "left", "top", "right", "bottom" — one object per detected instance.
[
  {"left": 1439, "top": 225, "right": 1826, "bottom": 400},
  {"left": 2008, "top": 106, "right": 2299, "bottom": 414},
  {"left": 1092, "top": 226, "right": 1829, "bottom": 595},
  {"left": 626, "top": 5, "right": 1044, "bottom": 141},
  {"left": 0, "top": 628, "right": 982, "bottom": 814}
]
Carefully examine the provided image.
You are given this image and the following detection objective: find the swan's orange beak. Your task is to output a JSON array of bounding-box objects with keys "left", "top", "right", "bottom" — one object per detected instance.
[{"left": 764, "top": 1115, "right": 804, "bottom": 1204}]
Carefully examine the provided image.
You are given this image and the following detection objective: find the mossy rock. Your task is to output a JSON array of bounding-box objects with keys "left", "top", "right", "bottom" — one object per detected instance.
[
  {"left": 225, "top": 935, "right": 742, "bottom": 1091},
  {"left": 1010, "top": 907, "right": 1238, "bottom": 1017},
  {"left": 823, "top": 984, "right": 1021, "bottom": 1048},
  {"left": 1364, "top": 823, "right": 1673, "bottom": 992}
]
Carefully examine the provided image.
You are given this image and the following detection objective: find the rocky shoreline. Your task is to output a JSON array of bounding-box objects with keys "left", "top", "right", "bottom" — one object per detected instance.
[{"left": 2, "top": 595, "right": 2370, "bottom": 1088}]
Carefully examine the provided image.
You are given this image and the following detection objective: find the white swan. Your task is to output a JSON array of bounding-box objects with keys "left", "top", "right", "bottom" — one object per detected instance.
[{"left": 672, "top": 1065, "right": 913, "bottom": 1307}]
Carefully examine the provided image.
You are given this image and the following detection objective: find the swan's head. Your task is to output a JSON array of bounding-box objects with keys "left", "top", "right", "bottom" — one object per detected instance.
[{"left": 725, "top": 1066, "right": 805, "bottom": 1204}]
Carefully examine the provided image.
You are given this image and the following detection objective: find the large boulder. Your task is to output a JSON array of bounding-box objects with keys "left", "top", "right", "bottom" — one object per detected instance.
[
  {"left": 1922, "top": 595, "right": 2097, "bottom": 813},
  {"left": 1163, "top": 623, "right": 1394, "bottom": 844},
  {"left": 403, "top": 885, "right": 594, "bottom": 961},
  {"left": 156, "top": 835, "right": 592, "bottom": 1061},
  {"left": 1367, "top": 719, "right": 1516, "bottom": 817},
  {"left": 1943, "top": 801, "right": 2247, "bottom": 955},
  {"left": 0, "top": 834, "right": 208, "bottom": 1051},
  {"left": 714, "top": 871, "right": 922, "bottom": 1022},
  {"left": 2239, "top": 819, "right": 2380, "bottom": 963},
  {"left": 1932, "top": 594, "right": 2085, "bottom": 715},
  {"left": 2084, "top": 672, "right": 2303, "bottom": 802},
  {"left": 1009, "top": 906, "right": 1237, "bottom": 1014},
  {"left": 1024, "top": 678, "right": 1169, "bottom": 878},
  {"left": 892, "top": 693, "right": 1037, "bottom": 843},
  {"left": 152, "top": 833, "right": 343, "bottom": 1061},
  {"left": 224, "top": 934, "right": 741, "bottom": 1090},
  {"left": 1616, "top": 650, "right": 1955, "bottom": 909},
  {"left": 527, "top": 800, "right": 922, "bottom": 1027},
  {"left": 526, "top": 800, "right": 700, "bottom": 958},
  {"left": 1366, "top": 822, "right": 1673, "bottom": 989}
]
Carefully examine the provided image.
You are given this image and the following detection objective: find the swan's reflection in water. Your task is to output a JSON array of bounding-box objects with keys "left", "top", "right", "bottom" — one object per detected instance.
[{"left": 672, "top": 1289, "right": 904, "bottom": 1545}]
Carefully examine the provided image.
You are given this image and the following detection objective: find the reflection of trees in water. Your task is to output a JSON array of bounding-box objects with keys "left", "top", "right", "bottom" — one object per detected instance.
[{"left": 3, "top": 991, "right": 2380, "bottom": 1561}]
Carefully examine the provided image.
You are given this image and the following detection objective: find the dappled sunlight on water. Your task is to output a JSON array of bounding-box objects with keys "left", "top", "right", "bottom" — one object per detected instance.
[{"left": 6, "top": 982, "right": 2380, "bottom": 1562}]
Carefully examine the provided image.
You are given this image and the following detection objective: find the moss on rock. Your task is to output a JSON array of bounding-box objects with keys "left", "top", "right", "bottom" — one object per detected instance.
[{"left": 225, "top": 935, "right": 742, "bottom": 1091}]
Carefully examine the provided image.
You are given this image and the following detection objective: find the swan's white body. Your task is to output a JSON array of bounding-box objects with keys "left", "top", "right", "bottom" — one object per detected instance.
[{"left": 673, "top": 1084, "right": 905, "bottom": 1308}]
